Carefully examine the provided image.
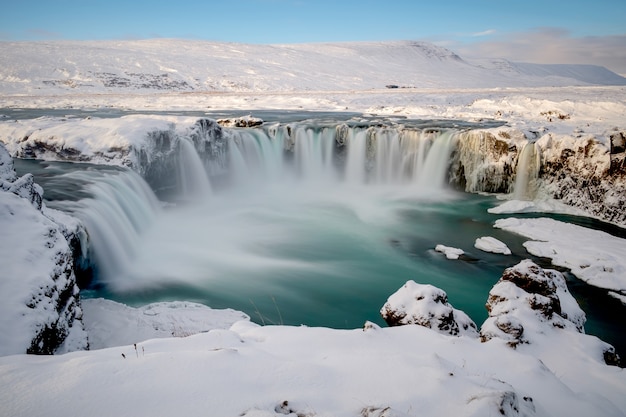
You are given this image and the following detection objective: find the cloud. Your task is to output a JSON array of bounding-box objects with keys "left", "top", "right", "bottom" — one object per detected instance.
[
  {"left": 471, "top": 29, "right": 496, "bottom": 37},
  {"left": 456, "top": 28, "right": 626, "bottom": 75}
]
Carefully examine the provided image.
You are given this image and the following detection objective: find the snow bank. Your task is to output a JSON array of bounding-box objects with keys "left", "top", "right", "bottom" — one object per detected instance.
[
  {"left": 0, "top": 143, "right": 87, "bottom": 355},
  {"left": 0, "top": 114, "right": 186, "bottom": 168},
  {"left": 495, "top": 217, "right": 626, "bottom": 298},
  {"left": 488, "top": 198, "right": 589, "bottom": 217},
  {"left": 1, "top": 313, "right": 624, "bottom": 417},
  {"left": 82, "top": 298, "right": 250, "bottom": 349}
]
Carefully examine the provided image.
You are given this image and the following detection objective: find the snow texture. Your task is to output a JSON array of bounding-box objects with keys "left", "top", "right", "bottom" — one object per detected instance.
[
  {"left": 0, "top": 143, "right": 87, "bottom": 355},
  {"left": 381, "top": 280, "right": 479, "bottom": 337},
  {"left": 435, "top": 244, "right": 465, "bottom": 260},
  {"left": 474, "top": 236, "right": 512, "bottom": 255},
  {"left": 82, "top": 298, "right": 250, "bottom": 350},
  {"left": 1, "top": 40, "right": 624, "bottom": 97},
  {"left": 495, "top": 217, "right": 626, "bottom": 298}
]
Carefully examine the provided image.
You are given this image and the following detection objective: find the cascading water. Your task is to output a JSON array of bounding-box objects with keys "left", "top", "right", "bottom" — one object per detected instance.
[
  {"left": 54, "top": 169, "right": 161, "bottom": 283},
  {"left": 513, "top": 141, "right": 540, "bottom": 200},
  {"left": 15, "top": 115, "right": 625, "bottom": 357},
  {"left": 177, "top": 138, "right": 212, "bottom": 201},
  {"left": 69, "top": 122, "right": 464, "bottom": 300},
  {"left": 30, "top": 123, "right": 479, "bottom": 324},
  {"left": 226, "top": 123, "right": 456, "bottom": 189}
]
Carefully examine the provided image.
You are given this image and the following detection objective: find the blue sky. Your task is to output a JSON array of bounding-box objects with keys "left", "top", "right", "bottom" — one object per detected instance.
[{"left": 1, "top": 0, "right": 625, "bottom": 73}]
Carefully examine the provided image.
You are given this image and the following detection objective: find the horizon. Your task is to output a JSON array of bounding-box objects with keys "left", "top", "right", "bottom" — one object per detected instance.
[{"left": 1, "top": 0, "right": 625, "bottom": 74}]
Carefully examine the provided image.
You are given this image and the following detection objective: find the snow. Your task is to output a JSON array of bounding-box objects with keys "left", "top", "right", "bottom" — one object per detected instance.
[
  {"left": 0, "top": 39, "right": 625, "bottom": 416},
  {"left": 1, "top": 315, "right": 625, "bottom": 417},
  {"left": 495, "top": 217, "right": 626, "bottom": 297},
  {"left": 435, "top": 244, "right": 465, "bottom": 259},
  {"left": 381, "top": 280, "right": 478, "bottom": 337},
  {"left": 0, "top": 143, "right": 86, "bottom": 355},
  {"left": 488, "top": 198, "right": 590, "bottom": 217},
  {"left": 81, "top": 298, "right": 250, "bottom": 350},
  {"left": 474, "top": 236, "right": 512, "bottom": 255},
  {"left": 0, "top": 40, "right": 623, "bottom": 97},
  {"left": 0, "top": 114, "right": 191, "bottom": 167}
]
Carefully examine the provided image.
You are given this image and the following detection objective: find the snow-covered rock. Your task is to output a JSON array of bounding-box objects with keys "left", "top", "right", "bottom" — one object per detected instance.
[
  {"left": 480, "top": 260, "right": 619, "bottom": 365},
  {"left": 537, "top": 132, "right": 626, "bottom": 225},
  {"left": 449, "top": 127, "right": 626, "bottom": 227},
  {"left": 0, "top": 143, "right": 87, "bottom": 355},
  {"left": 216, "top": 115, "right": 264, "bottom": 127},
  {"left": 0, "top": 116, "right": 229, "bottom": 193},
  {"left": 474, "top": 236, "right": 512, "bottom": 255},
  {"left": 380, "top": 280, "right": 478, "bottom": 337}
]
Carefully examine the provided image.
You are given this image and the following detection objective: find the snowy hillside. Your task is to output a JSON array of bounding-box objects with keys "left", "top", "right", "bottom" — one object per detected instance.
[{"left": 1, "top": 39, "right": 625, "bottom": 95}]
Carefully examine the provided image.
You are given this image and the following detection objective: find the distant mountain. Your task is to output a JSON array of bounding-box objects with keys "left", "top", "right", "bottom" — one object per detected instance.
[{"left": 0, "top": 39, "right": 624, "bottom": 94}]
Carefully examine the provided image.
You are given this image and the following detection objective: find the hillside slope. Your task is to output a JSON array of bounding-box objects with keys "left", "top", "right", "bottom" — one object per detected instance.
[{"left": 1, "top": 39, "right": 625, "bottom": 95}]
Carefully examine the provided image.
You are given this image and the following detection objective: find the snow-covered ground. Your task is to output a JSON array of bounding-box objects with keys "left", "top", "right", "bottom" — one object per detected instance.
[
  {"left": 495, "top": 217, "right": 626, "bottom": 301},
  {"left": 1, "top": 39, "right": 625, "bottom": 416},
  {"left": 1, "top": 265, "right": 624, "bottom": 417}
]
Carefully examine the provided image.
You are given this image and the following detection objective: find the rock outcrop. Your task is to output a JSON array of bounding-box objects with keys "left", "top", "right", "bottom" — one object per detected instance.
[
  {"left": 0, "top": 143, "right": 87, "bottom": 355},
  {"left": 537, "top": 132, "right": 626, "bottom": 225},
  {"left": 380, "top": 280, "right": 478, "bottom": 337},
  {"left": 451, "top": 130, "right": 518, "bottom": 194},
  {"left": 451, "top": 128, "right": 626, "bottom": 226},
  {"left": 480, "top": 260, "right": 620, "bottom": 366}
]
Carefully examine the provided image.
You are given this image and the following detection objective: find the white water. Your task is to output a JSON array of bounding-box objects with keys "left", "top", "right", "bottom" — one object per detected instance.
[
  {"left": 513, "top": 141, "right": 540, "bottom": 200},
  {"left": 177, "top": 138, "right": 212, "bottom": 201},
  {"left": 65, "top": 170, "right": 161, "bottom": 280},
  {"left": 74, "top": 125, "right": 474, "bottom": 323},
  {"left": 85, "top": 126, "right": 459, "bottom": 284}
]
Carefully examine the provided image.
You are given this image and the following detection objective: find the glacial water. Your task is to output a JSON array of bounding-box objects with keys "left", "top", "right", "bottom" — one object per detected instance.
[{"left": 13, "top": 117, "right": 626, "bottom": 358}]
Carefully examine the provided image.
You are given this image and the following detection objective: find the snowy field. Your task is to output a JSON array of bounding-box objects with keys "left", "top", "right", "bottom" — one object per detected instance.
[{"left": 1, "top": 40, "right": 625, "bottom": 416}]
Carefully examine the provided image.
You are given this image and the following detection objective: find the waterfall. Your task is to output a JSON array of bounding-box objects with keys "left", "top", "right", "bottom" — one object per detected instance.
[
  {"left": 344, "top": 128, "right": 369, "bottom": 184},
  {"left": 417, "top": 130, "right": 458, "bottom": 190},
  {"left": 293, "top": 126, "right": 336, "bottom": 182},
  {"left": 177, "top": 138, "right": 212, "bottom": 201},
  {"left": 224, "top": 123, "right": 458, "bottom": 191},
  {"left": 72, "top": 170, "right": 161, "bottom": 283},
  {"left": 513, "top": 142, "right": 540, "bottom": 200}
]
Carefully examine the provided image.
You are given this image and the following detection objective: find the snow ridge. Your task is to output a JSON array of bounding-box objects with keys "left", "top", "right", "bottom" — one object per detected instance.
[{"left": 1, "top": 39, "right": 625, "bottom": 96}]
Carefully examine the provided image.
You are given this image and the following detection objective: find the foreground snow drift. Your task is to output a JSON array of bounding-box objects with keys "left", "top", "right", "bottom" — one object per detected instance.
[
  {"left": 1, "top": 319, "right": 624, "bottom": 417},
  {"left": 2, "top": 259, "right": 624, "bottom": 417}
]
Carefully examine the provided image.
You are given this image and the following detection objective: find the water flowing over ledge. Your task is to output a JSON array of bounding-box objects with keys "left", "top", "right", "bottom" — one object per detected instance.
[{"left": 2, "top": 112, "right": 626, "bottom": 361}]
